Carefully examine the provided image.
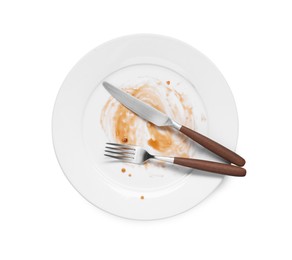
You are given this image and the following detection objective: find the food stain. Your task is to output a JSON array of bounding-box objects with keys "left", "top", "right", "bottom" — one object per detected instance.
[
  {"left": 147, "top": 123, "right": 172, "bottom": 151},
  {"left": 166, "top": 81, "right": 170, "bottom": 85},
  {"left": 122, "top": 137, "right": 128, "bottom": 143},
  {"left": 128, "top": 173, "right": 132, "bottom": 177},
  {"left": 100, "top": 82, "right": 195, "bottom": 157},
  {"left": 140, "top": 196, "right": 144, "bottom": 200},
  {"left": 121, "top": 168, "right": 126, "bottom": 173},
  {"left": 114, "top": 104, "right": 137, "bottom": 144}
]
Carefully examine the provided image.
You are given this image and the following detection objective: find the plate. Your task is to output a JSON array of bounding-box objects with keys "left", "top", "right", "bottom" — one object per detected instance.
[{"left": 52, "top": 34, "right": 239, "bottom": 220}]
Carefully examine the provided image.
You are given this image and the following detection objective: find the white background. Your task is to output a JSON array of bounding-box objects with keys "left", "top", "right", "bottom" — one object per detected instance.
[{"left": 1, "top": 0, "right": 291, "bottom": 259}]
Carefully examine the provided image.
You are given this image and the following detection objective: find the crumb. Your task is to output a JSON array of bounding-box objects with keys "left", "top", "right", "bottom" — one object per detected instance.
[
  {"left": 122, "top": 137, "right": 128, "bottom": 143},
  {"left": 121, "top": 168, "right": 126, "bottom": 173},
  {"left": 166, "top": 81, "right": 170, "bottom": 85},
  {"left": 128, "top": 173, "right": 132, "bottom": 177},
  {"left": 140, "top": 196, "right": 144, "bottom": 200}
]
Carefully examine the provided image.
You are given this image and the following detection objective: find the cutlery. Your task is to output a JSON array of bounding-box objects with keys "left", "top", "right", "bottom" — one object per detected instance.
[
  {"left": 103, "top": 82, "right": 245, "bottom": 166},
  {"left": 104, "top": 143, "right": 246, "bottom": 177}
]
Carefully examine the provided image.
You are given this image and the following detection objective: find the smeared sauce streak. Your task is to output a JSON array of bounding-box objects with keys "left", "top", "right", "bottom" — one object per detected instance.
[
  {"left": 114, "top": 103, "right": 136, "bottom": 144},
  {"left": 101, "top": 83, "right": 194, "bottom": 157}
]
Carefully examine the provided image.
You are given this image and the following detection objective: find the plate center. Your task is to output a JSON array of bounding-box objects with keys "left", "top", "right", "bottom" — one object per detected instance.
[{"left": 83, "top": 64, "right": 208, "bottom": 192}]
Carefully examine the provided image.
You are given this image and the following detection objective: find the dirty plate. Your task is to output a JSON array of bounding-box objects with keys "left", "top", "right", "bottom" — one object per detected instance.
[{"left": 52, "top": 34, "right": 239, "bottom": 220}]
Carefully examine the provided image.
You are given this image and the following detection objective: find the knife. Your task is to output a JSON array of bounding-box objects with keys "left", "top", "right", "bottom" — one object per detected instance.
[{"left": 103, "top": 82, "right": 245, "bottom": 166}]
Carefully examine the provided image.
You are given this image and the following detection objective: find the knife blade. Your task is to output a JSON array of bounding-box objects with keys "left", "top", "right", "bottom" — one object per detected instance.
[
  {"left": 102, "top": 81, "right": 181, "bottom": 129},
  {"left": 102, "top": 81, "right": 246, "bottom": 167}
]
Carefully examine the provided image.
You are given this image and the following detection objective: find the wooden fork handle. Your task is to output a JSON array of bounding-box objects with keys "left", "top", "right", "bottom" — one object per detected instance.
[
  {"left": 180, "top": 125, "right": 246, "bottom": 166},
  {"left": 174, "top": 157, "right": 246, "bottom": 177}
]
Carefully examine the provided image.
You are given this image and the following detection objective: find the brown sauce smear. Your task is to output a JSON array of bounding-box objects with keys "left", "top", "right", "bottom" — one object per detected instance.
[
  {"left": 101, "top": 83, "right": 195, "bottom": 157},
  {"left": 114, "top": 104, "right": 137, "bottom": 144},
  {"left": 147, "top": 123, "right": 173, "bottom": 151}
]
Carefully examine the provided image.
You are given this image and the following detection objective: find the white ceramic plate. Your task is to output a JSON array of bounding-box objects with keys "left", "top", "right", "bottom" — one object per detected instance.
[{"left": 52, "top": 34, "right": 239, "bottom": 220}]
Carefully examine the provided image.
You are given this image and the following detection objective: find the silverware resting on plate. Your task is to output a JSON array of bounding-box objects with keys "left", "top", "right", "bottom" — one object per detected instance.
[
  {"left": 104, "top": 143, "right": 246, "bottom": 177},
  {"left": 103, "top": 82, "right": 245, "bottom": 167},
  {"left": 103, "top": 81, "right": 246, "bottom": 176}
]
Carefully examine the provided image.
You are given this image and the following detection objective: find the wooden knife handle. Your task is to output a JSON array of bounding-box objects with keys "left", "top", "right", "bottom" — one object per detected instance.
[
  {"left": 174, "top": 157, "right": 246, "bottom": 177},
  {"left": 180, "top": 125, "right": 246, "bottom": 166}
]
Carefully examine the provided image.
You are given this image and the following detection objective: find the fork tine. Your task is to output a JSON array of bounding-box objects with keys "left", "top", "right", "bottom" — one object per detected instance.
[
  {"left": 104, "top": 142, "right": 138, "bottom": 162},
  {"left": 106, "top": 142, "right": 135, "bottom": 150},
  {"left": 105, "top": 146, "right": 135, "bottom": 154},
  {"left": 104, "top": 154, "right": 133, "bottom": 161},
  {"left": 104, "top": 149, "right": 135, "bottom": 156}
]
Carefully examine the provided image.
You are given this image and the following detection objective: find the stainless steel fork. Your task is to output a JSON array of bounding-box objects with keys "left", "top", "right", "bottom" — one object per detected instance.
[{"left": 104, "top": 143, "right": 246, "bottom": 177}]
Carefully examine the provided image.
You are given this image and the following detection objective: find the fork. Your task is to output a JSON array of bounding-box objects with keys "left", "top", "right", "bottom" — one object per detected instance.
[{"left": 104, "top": 143, "right": 246, "bottom": 177}]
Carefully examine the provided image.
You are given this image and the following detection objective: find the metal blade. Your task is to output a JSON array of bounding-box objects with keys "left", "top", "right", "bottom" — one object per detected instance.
[{"left": 103, "top": 82, "right": 176, "bottom": 127}]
